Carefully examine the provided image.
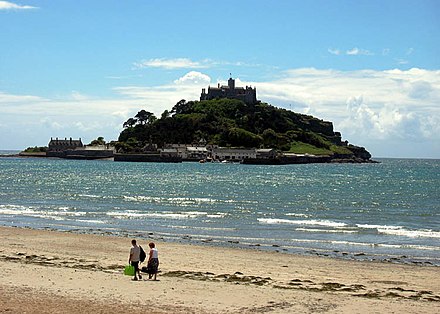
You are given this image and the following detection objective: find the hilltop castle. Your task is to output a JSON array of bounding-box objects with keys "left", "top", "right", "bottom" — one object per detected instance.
[{"left": 200, "top": 77, "right": 257, "bottom": 105}]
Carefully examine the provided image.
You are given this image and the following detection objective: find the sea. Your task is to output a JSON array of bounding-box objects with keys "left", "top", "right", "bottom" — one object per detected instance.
[{"left": 0, "top": 150, "right": 439, "bottom": 266}]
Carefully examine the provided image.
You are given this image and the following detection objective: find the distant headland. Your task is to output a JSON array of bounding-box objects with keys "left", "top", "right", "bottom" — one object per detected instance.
[{"left": 17, "top": 77, "right": 376, "bottom": 164}]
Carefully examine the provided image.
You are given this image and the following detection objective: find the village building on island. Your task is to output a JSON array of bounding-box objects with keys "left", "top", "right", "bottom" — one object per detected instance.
[
  {"left": 157, "top": 142, "right": 278, "bottom": 163},
  {"left": 48, "top": 137, "right": 83, "bottom": 152},
  {"left": 47, "top": 137, "right": 84, "bottom": 157},
  {"left": 211, "top": 147, "right": 256, "bottom": 161},
  {"left": 47, "top": 137, "right": 114, "bottom": 159}
]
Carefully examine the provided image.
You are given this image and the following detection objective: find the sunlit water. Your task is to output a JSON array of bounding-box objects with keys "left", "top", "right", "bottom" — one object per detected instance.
[{"left": 0, "top": 154, "right": 439, "bottom": 265}]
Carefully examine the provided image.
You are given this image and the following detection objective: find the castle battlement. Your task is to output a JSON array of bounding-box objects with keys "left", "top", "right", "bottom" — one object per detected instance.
[{"left": 200, "top": 77, "right": 257, "bottom": 105}]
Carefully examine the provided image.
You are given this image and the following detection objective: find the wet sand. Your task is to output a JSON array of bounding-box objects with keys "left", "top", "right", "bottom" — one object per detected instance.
[{"left": 0, "top": 226, "right": 439, "bottom": 313}]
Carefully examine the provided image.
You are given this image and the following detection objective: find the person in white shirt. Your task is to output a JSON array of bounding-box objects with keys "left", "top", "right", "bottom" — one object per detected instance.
[
  {"left": 147, "top": 242, "right": 159, "bottom": 280},
  {"left": 128, "top": 239, "right": 142, "bottom": 281}
]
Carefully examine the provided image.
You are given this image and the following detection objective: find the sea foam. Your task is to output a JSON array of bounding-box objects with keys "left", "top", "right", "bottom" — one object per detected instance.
[
  {"left": 357, "top": 223, "right": 440, "bottom": 238},
  {"left": 107, "top": 210, "right": 227, "bottom": 220},
  {"left": 258, "top": 218, "right": 347, "bottom": 227}
]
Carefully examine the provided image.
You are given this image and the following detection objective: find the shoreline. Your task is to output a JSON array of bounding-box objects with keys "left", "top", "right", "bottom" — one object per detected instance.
[
  {"left": 1, "top": 151, "right": 379, "bottom": 164},
  {"left": 0, "top": 225, "right": 439, "bottom": 313},
  {"left": 2, "top": 222, "right": 438, "bottom": 267}
]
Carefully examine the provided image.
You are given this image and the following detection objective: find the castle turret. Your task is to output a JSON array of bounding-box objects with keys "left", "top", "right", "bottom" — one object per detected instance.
[{"left": 228, "top": 77, "right": 235, "bottom": 90}]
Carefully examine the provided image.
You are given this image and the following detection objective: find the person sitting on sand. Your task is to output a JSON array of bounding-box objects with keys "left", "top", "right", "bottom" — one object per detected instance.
[
  {"left": 147, "top": 242, "right": 159, "bottom": 280},
  {"left": 129, "top": 239, "right": 142, "bottom": 281}
]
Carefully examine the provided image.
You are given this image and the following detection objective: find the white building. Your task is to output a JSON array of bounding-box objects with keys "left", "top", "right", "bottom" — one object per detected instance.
[
  {"left": 186, "top": 146, "right": 209, "bottom": 160},
  {"left": 159, "top": 148, "right": 179, "bottom": 158},
  {"left": 256, "top": 148, "right": 277, "bottom": 159},
  {"left": 211, "top": 148, "right": 256, "bottom": 161}
]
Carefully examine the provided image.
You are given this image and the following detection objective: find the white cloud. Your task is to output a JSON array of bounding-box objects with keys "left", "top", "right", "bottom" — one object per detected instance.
[
  {"left": 133, "top": 58, "right": 207, "bottom": 70},
  {"left": 41, "top": 117, "right": 63, "bottom": 130},
  {"left": 0, "top": 1, "right": 37, "bottom": 10},
  {"left": 340, "top": 97, "right": 430, "bottom": 141},
  {"left": 241, "top": 68, "right": 440, "bottom": 153},
  {"left": 396, "top": 58, "right": 409, "bottom": 65},
  {"left": 408, "top": 80, "right": 433, "bottom": 99},
  {"left": 0, "top": 91, "right": 45, "bottom": 103},
  {"left": 0, "top": 90, "right": 147, "bottom": 147},
  {"left": 113, "top": 71, "right": 213, "bottom": 114},
  {"left": 69, "top": 91, "right": 90, "bottom": 101},
  {"left": 174, "top": 71, "right": 211, "bottom": 85},
  {"left": 328, "top": 47, "right": 374, "bottom": 56},
  {"left": 346, "top": 47, "right": 373, "bottom": 56},
  {"left": 74, "top": 121, "right": 104, "bottom": 132},
  {"left": 328, "top": 48, "right": 341, "bottom": 55},
  {"left": 133, "top": 58, "right": 262, "bottom": 70}
]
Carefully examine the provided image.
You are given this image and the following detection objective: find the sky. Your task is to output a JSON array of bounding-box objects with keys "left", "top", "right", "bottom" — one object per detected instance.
[{"left": 0, "top": 0, "right": 439, "bottom": 158}]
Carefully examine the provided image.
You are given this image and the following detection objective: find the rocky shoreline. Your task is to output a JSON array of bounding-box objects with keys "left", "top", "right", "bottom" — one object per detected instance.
[{"left": 3, "top": 151, "right": 379, "bottom": 164}]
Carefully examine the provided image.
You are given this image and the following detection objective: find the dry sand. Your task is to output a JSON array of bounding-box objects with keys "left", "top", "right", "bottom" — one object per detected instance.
[{"left": 0, "top": 226, "right": 439, "bottom": 313}]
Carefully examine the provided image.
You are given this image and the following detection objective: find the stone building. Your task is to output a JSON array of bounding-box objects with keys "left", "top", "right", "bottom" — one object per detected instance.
[
  {"left": 48, "top": 137, "right": 83, "bottom": 153},
  {"left": 200, "top": 77, "right": 257, "bottom": 105},
  {"left": 46, "top": 137, "right": 115, "bottom": 159}
]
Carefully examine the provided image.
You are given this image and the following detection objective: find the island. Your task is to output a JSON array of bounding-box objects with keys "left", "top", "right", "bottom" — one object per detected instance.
[{"left": 18, "top": 77, "right": 376, "bottom": 164}]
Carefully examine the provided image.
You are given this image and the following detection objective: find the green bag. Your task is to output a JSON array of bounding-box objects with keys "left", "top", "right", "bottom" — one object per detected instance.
[{"left": 124, "top": 265, "right": 135, "bottom": 276}]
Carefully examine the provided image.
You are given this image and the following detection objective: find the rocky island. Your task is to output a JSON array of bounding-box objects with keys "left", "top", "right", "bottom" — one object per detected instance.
[
  {"left": 116, "top": 78, "right": 374, "bottom": 163},
  {"left": 18, "top": 77, "right": 375, "bottom": 164}
]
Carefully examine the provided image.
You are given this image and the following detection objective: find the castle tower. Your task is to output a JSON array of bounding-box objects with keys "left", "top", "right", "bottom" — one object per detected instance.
[{"left": 228, "top": 77, "right": 235, "bottom": 90}]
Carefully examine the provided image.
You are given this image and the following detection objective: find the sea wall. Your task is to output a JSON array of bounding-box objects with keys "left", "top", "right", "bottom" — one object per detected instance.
[
  {"left": 114, "top": 153, "right": 182, "bottom": 163},
  {"left": 46, "top": 149, "right": 114, "bottom": 159},
  {"left": 242, "top": 155, "right": 332, "bottom": 165}
]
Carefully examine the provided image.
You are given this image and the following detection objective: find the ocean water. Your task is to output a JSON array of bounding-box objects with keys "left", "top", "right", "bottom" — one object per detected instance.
[{"left": 0, "top": 154, "right": 439, "bottom": 265}]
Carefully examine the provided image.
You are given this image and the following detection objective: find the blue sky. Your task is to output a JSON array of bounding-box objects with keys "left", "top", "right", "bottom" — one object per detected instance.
[{"left": 1, "top": 0, "right": 439, "bottom": 158}]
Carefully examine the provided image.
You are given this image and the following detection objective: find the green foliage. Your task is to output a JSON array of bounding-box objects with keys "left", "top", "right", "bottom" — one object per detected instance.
[
  {"left": 89, "top": 136, "right": 106, "bottom": 146},
  {"left": 24, "top": 146, "right": 47, "bottom": 153},
  {"left": 288, "top": 141, "right": 357, "bottom": 156},
  {"left": 262, "top": 128, "right": 277, "bottom": 143},
  {"left": 135, "top": 110, "right": 154, "bottom": 125},
  {"left": 123, "top": 118, "right": 137, "bottom": 128},
  {"left": 171, "top": 99, "right": 192, "bottom": 115},
  {"left": 161, "top": 110, "right": 170, "bottom": 119},
  {"left": 114, "top": 138, "right": 144, "bottom": 153},
  {"left": 220, "top": 128, "right": 263, "bottom": 147},
  {"left": 123, "top": 110, "right": 157, "bottom": 129},
  {"left": 329, "top": 145, "right": 353, "bottom": 155},
  {"left": 114, "top": 141, "right": 133, "bottom": 153},
  {"left": 117, "top": 98, "right": 369, "bottom": 159},
  {"left": 288, "top": 141, "right": 333, "bottom": 155}
]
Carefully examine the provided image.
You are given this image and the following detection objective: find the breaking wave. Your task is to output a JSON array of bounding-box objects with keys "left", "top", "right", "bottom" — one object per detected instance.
[{"left": 258, "top": 218, "right": 347, "bottom": 228}]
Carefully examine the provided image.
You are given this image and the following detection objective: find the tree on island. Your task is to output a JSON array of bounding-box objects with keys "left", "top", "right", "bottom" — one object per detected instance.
[
  {"left": 135, "top": 110, "right": 156, "bottom": 125},
  {"left": 171, "top": 99, "right": 191, "bottom": 115},
  {"left": 161, "top": 110, "right": 170, "bottom": 120},
  {"left": 123, "top": 110, "right": 157, "bottom": 129},
  {"left": 24, "top": 146, "right": 47, "bottom": 153},
  {"left": 89, "top": 137, "right": 106, "bottom": 146},
  {"left": 123, "top": 118, "right": 137, "bottom": 128}
]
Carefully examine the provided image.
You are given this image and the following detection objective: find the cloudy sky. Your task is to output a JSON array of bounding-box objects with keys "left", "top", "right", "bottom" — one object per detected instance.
[{"left": 1, "top": 0, "right": 439, "bottom": 158}]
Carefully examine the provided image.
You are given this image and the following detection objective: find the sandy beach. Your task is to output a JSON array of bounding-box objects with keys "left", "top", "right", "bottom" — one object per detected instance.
[{"left": 0, "top": 226, "right": 438, "bottom": 313}]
